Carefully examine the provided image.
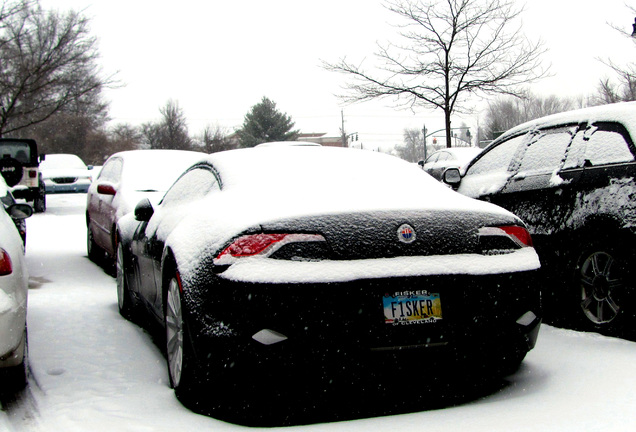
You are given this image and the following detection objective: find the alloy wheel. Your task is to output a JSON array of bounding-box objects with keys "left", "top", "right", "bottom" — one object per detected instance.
[
  {"left": 165, "top": 277, "right": 184, "bottom": 388},
  {"left": 116, "top": 243, "right": 125, "bottom": 311},
  {"left": 579, "top": 251, "right": 623, "bottom": 324}
]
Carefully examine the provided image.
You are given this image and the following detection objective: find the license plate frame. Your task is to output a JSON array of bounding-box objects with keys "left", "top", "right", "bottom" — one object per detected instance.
[{"left": 383, "top": 290, "right": 442, "bottom": 325}]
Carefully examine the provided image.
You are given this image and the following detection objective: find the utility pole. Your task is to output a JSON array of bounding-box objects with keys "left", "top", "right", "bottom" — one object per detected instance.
[
  {"left": 340, "top": 110, "right": 347, "bottom": 147},
  {"left": 422, "top": 124, "right": 428, "bottom": 162}
]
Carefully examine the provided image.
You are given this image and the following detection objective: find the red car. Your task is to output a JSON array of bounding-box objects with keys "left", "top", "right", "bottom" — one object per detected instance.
[{"left": 86, "top": 149, "right": 205, "bottom": 268}]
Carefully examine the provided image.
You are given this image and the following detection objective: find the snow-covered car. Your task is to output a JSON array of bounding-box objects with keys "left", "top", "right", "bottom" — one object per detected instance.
[
  {"left": 40, "top": 153, "right": 93, "bottom": 194},
  {"left": 116, "top": 145, "right": 542, "bottom": 411},
  {"left": 419, "top": 147, "right": 482, "bottom": 181},
  {"left": 0, "top": 176, "right": 32, "bottom": 390},
  {"left": 444, "top": 101, "right": 636, "bottom": 335},
  {"left": 86, "top": 149, "right": 205, "bottom": 267}
]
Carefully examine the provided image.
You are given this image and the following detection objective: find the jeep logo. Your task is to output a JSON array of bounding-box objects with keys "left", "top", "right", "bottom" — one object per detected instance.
[{"left": 1, "top": 166, "right": 15, "bottom": 173}]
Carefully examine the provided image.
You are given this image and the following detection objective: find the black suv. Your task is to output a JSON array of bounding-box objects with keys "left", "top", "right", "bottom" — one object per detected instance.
[
  {"left": 0, "top": 138, "right": 46, "bottom": 212},
  {"left": 445, "top": 102, "right": 636, "bottom": 336}
]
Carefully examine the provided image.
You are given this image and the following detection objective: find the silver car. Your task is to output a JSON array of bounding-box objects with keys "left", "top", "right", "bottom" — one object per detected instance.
[
  {"left": 40, "top": 153, "right": 93, "bottom": 194},
  {"left": 0, "top": 176, "right": 32, "bottom": 390}
]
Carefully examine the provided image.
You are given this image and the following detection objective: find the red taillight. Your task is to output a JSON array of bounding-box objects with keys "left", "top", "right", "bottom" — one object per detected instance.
[
  {"left": 28, "top": 170, "right": 37, "bottom": 178},
  {"left": 0, "top": 249, "right": 13, "bottom": 275},
  {"left": 220, "top": 233, "right": 287, "bottom": 258},
  {"left": 498, "top": 226, "right": 533, "bottom": 247},
  {"left": 214, "top": 233, "right": 325, "bottom": 265}
]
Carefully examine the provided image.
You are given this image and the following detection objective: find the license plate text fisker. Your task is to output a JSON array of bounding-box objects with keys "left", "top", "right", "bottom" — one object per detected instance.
[{"left": 383, "top": 290, "right": 442, "bottom": 325}]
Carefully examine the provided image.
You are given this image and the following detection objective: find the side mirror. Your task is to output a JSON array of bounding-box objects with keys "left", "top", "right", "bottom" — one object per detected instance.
[
  {"left": 134, "top": 198, "right": 154, "bottom": 222},
  {"left": 443, "top": 168, "right": 462, "bottom": 187},
  {"left": 8, "top": 203, "right": 33, "bottom": 220},
  {"left": 417, "top": 160, "right": 425, "bottom": 168},
  {"left": 97, "top": 182, "right": 117, "bottom": 196}
]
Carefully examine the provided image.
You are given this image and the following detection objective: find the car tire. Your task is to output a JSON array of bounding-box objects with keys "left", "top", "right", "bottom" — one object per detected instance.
[
  {"left": 165, "top": 270, "right": 198, "bottom": 398},
  {"left": 33, "top": 181, "right": 46, "bottom": 213},
  {"left": 116, "top": 242, "right": 136, "bottom": 320},
  {"left": 87, "top": 225, "right": 103, "bottom": 263},
  {"left": 572, "top": 239, "right": 636, "bottom": 335},
  {"left": 0, "top": 329, "right": 28, "bottom": 392},
  {"left": 33, "top": 194, "right": 45, "bottom": 213}
]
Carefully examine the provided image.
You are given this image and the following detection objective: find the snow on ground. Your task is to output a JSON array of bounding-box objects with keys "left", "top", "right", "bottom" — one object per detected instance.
[{"left": 1, "top": 193, "right": 636, "bottom": 431}]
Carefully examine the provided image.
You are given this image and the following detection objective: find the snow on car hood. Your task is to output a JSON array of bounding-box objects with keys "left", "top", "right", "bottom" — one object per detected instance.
[
  {"left": 142, "top": 146, "right": 532, "bottom": 279},
  {"left": 41, "top": 168, "right": 92, "bottom": 180}
]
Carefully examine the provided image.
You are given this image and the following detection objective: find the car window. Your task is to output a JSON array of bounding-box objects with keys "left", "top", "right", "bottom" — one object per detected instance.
[
  {"left": 437, "top": 152, "right": 450, "bottom": 162},
  {"left": 466, "top": 134, "right": 525, "bottom": 176},
  {"left": 161, "top": 166, "right": 220, "bottom": 207},
  {"left": 517, "top": 128, "right": 573, "bottom": 174},
  {"left": 0, "top": 141, "right": 31, "bottom": 163},
  {"left": 98, "top": 157, "right": 123, "bottom": 183},
  {"left": 424, "top": 153, "right": 439, "bottom": 164},
  {"left": 563, "top": 122, "right": 634, "bottom": 169}
]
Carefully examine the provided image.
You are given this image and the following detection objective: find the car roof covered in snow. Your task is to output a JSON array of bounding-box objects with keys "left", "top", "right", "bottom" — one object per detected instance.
[{"left": 494, "top": 101, "right": 636, "bottom": 144}]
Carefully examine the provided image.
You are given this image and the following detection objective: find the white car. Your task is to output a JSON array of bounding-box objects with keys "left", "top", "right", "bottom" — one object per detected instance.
[
  {"left": 40, "top": 153, "right": 94, "bottom": 194},
  {"left": 86, "top": 149, "right": 205, "bottom": 267},
  {"left": 420, "top": 147, "right": 482, "bottom": 181},
  {"left": 0, "top": 176, "right": 32, "bottom": 390}
]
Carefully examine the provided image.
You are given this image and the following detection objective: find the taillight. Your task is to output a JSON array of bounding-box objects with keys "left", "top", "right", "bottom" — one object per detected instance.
[
  {"left": 498, "top": 226, "right": 533, "bottom": 247},
  {"left": 478, "top": 226, "right": 533, "bottom": 249},
  {"left": 0, "top": 249, "right": 13, "bottom": 275},
  {"left": 214, "top": 233, "right": 325, "bottom": 265}
]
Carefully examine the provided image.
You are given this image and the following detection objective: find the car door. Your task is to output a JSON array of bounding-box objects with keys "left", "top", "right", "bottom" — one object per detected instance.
[
  {"left": 133, "top": 165, "right": 222, "bottom": 317},
  {"left": 559, "top": 121, "right": 636, "bottom": 221},
  {"left": 494, "top": 125, "right": 580, "bottom": 239},
  {"left": 563, "top": 122, "right": 636, "bottom": 188},
  {"left": 429, "top": 151, "right": 451, "bottom": 180},
  {"left": 89, "top": 157, "right": 123, "bottom": 251},
  {"left": 422, "top": 152, "right": 440, "bottom": 178}
]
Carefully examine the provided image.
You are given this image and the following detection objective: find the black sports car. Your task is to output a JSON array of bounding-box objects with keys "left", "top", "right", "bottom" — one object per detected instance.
[{"left": 116, "top": 144, "right": 541, "bottom": 409}]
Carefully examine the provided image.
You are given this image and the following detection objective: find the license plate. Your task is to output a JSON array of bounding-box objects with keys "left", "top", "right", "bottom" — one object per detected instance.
[{"left": 383, "top": 291, "right": 442, "bottom": 325}]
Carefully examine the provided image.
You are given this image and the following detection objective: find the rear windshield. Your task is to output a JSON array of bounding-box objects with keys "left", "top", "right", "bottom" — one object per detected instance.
[{"left": 0, "top": 141, "right": 33, "bottom": 164}]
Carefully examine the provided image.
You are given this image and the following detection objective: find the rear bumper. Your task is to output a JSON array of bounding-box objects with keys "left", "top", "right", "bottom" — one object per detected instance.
[
  {"left": 182, "top": 270, "right": 541, "bottom": 377},
  {"left": 44, "top": 179, "right": 91, "bottom": 194},
  {"left": 10, "top": 186, "right": 39, "bottom": 201},
  {"left": 0, "top": 289, "right": 26, "bottom": 365}
]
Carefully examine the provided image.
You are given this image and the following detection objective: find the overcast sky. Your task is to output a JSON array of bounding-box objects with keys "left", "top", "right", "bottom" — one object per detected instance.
[{"left": 40, "top": 0, "right": 634, "bottom": 151}]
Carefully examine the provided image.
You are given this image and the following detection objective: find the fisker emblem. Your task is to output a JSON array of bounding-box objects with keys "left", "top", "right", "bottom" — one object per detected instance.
[{"left": 397, "top": 224, "right": 416, "bottom": 244}]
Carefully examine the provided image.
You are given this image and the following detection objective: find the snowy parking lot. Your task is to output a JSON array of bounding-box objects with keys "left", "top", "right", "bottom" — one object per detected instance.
[{"left": 1, "top": 193, "right": 636, "bottom": 431}]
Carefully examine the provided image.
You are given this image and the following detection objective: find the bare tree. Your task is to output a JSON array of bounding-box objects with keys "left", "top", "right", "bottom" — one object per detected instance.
[
  {"left": 200, "top": 124, "right": 235, "bottom": 153},
  {"left": 594, "top": 6, "right": 636, "bottom": 105},
  {"left": 324, "top": 0, "right": 548, "bottom": 148},
  {"left": 395, "top": 128, "right": 427, "bottom": 162},
  {"left": 595, "top": 67, "right": 636, "bottom": 105},
  {"left": 0, "top": 1, "right": 116, "bottom": 136},
  {"left": 141, "top": 100, "right": 192, "bottom": 150},
  {"left": 482, "top": 94, "right": 576, "bottom": 140}
]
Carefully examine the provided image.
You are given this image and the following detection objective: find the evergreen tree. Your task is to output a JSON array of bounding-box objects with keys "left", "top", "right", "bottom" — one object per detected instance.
[{"left": 237, "top": 97, "right": 299, "bottom": 147}]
